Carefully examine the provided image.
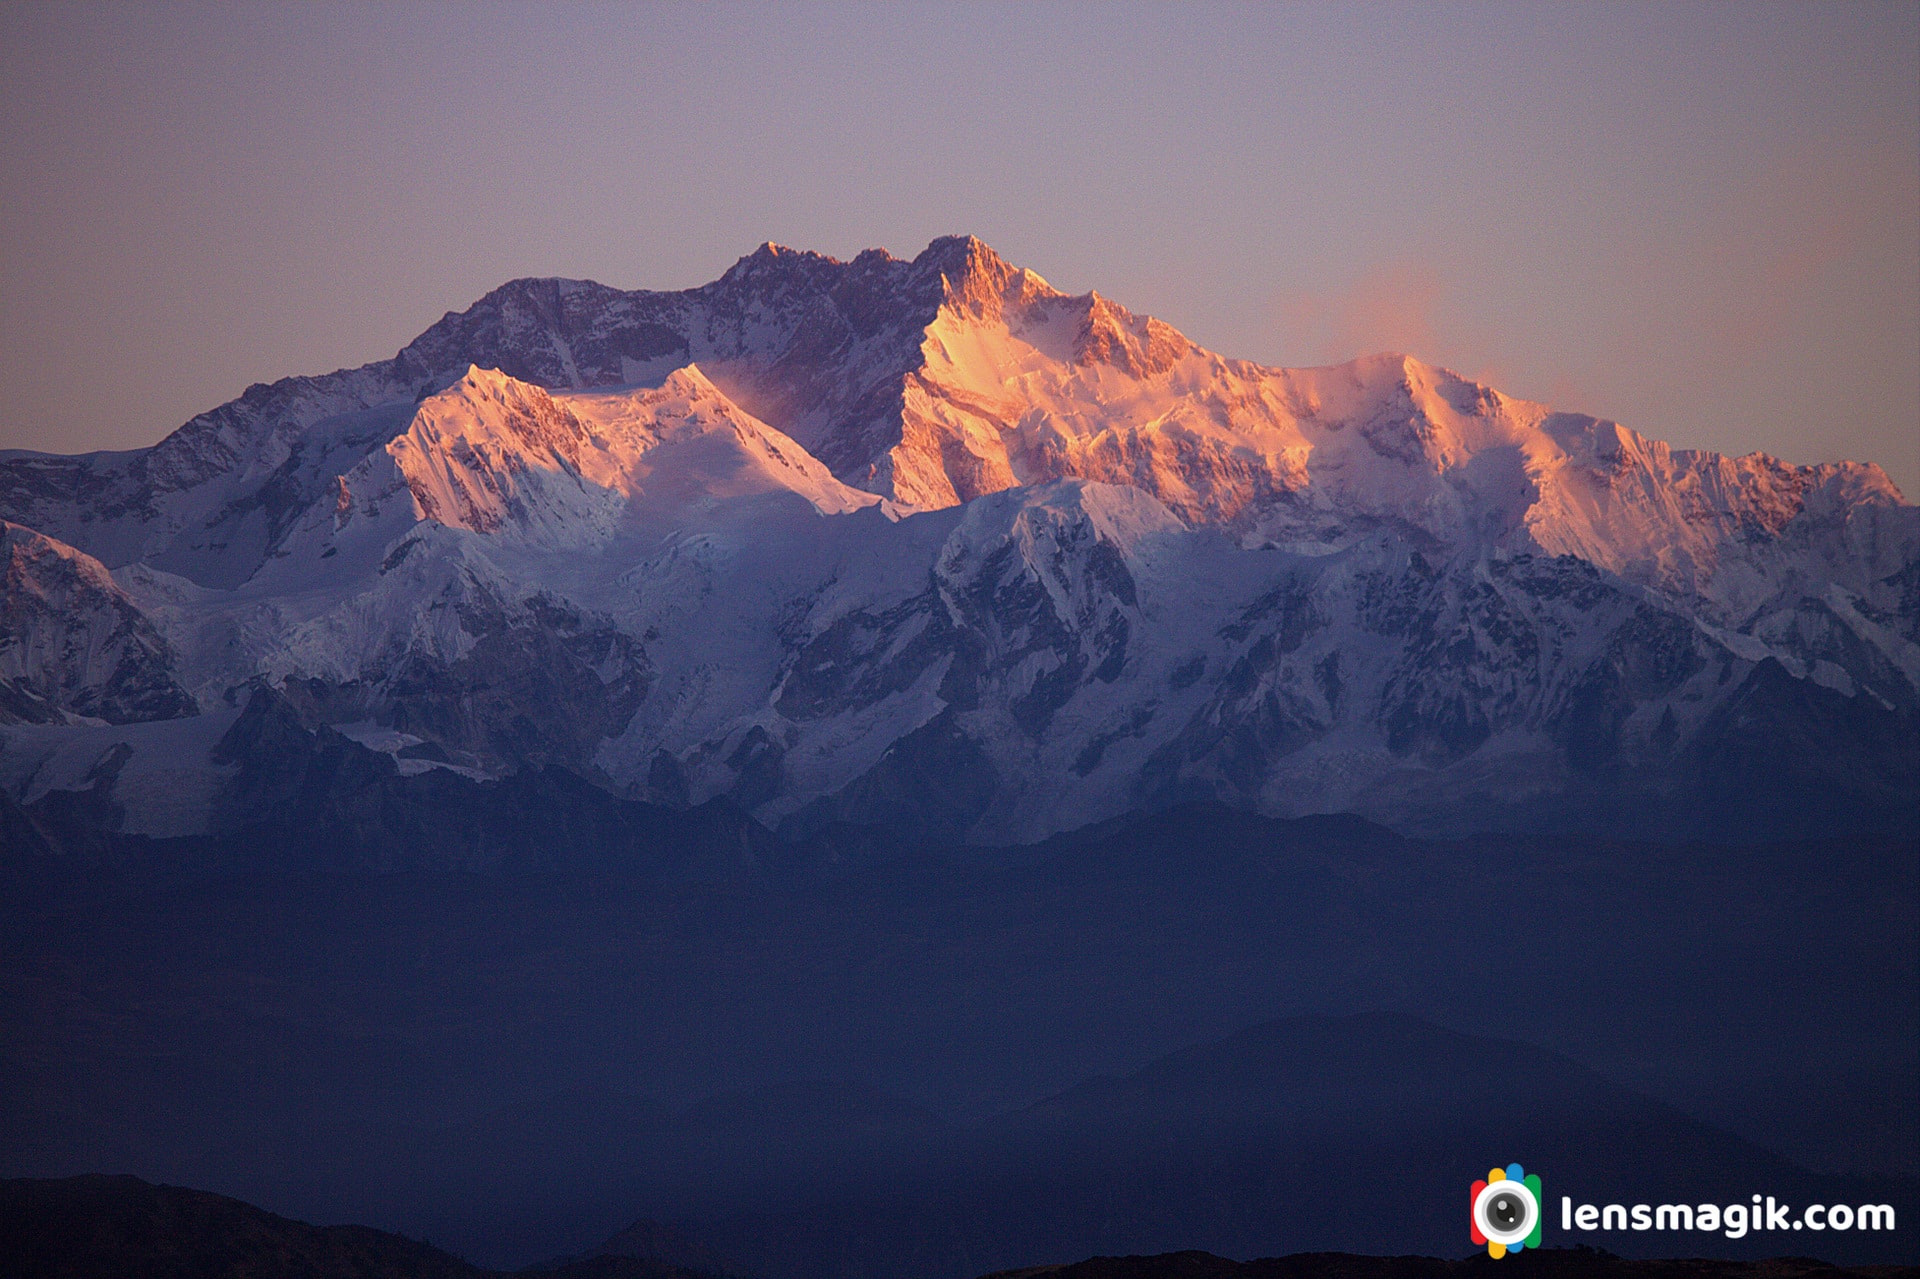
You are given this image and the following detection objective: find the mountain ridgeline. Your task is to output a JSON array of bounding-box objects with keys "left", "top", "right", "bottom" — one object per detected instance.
[{"left": 1, "top": 235, "right": 1915, "bottom": 848}]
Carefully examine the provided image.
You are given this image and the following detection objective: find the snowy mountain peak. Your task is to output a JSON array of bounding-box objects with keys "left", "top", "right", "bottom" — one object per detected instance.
[
  {"left": 716, "top": 240, "right": 845, "bottom": 290},
  {"left": 384, "top": 367, "right": 590, "bottom": 535},
  {"left": 1, "top": 521, "right": 197, "bottom": 725},
  {"left": 454, "top": 361, "right": 531, "bottom": 393},
  {"left": 364, "top": 363, "right": 881, "bottom": 546},
  {"left": 2, "top": 238, "right": 1913, "bottom": 845},
  {"left": 657, "top": 361, "right": 722, "bottom": 398},
  {"left": 4, "top": 519, "right": 119, "bottom": 595},
  {"left": 919, "top": 234, "right": 1061, "bottom": 321},
  {"left": 1070, "top": 290, "right": 1194, "bottom": 379}
]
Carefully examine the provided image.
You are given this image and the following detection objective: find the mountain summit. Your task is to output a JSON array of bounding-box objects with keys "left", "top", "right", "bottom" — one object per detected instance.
[{"left": 2, "top": 237, "right": 1914, "bottom": 845}]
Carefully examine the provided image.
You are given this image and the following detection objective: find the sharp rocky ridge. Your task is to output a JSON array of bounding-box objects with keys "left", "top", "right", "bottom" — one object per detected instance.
[{"left": 2, "top": 235, "right": 1914, "bottom": 846}]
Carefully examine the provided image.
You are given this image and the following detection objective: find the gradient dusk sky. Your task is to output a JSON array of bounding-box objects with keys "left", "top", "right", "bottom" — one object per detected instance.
[{"left": 2, "top": 2, "right": 1915, "bottom": 495}]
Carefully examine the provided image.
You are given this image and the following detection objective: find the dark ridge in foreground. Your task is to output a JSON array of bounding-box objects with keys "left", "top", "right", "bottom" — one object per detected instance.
[
  {"left": 980, "top": 1249, "right": 1919, "bottom": 1278},
  {"left": 0, "top": 1175, "right": 729, "bottom": 1279},
  {"left": 5, "top": 1177, "right": 1914, "bottom": 1279}
]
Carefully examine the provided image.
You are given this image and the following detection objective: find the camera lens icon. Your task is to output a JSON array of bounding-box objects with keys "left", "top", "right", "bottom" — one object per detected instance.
[
  {"left": 1477, "top": 1182, "right": 1535, "bottom": 1242},
  {"left": 1470, "top": 1163, "right": 1543, "bottom": 1257}
]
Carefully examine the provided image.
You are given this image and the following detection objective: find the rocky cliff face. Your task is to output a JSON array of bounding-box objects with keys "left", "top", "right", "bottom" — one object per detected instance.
[{"left": 1, "top": 237, "right": 1913, "bottom": 845}]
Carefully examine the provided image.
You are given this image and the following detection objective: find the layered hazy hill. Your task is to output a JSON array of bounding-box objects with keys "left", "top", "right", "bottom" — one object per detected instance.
[{"left": 1, "top": 236, "right": 1914, "bottom": 843}]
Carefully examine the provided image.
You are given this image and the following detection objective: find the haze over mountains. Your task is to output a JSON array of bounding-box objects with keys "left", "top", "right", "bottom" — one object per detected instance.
[
  {"left": 4, "top": 804, "right": 1913, "bottom": 1270},
  {"left": 1, "top": 235, "right": 1913, "bottom": 846}
]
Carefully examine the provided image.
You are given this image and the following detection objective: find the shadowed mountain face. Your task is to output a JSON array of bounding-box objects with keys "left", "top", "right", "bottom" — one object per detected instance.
[
  {"left": 974, "top": 1253, "right": 1913, "bottom": 1279},
  {"left": 0, "top": 1174, "right": 725, "bottom": 1279},
  {"left": 646, "top": 1014, "right": 1915, "bottom": 1277},
  {"left": 3, "top": 1178, "right": 1901, "bottom": 1279},
  {"left": 2, "top": 803, "right": 1912, "bottom": 1271},
  {"left": 0, "top": 1174, "right": 484, "bottom": 1279}
]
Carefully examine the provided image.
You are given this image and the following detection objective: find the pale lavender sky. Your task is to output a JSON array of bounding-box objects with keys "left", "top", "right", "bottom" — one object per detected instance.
[{"left": 2, "top": 2, "right": 1916, "bottom": 495}]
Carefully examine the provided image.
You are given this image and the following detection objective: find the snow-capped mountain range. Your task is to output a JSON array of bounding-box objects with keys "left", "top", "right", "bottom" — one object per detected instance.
[{"left": 2, "top": 236, "right": 1914, "bottom": 844}]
